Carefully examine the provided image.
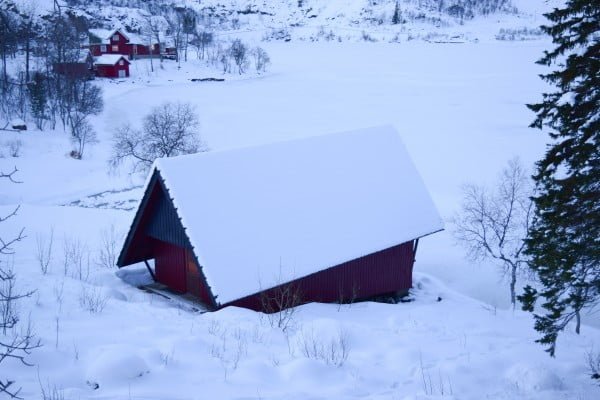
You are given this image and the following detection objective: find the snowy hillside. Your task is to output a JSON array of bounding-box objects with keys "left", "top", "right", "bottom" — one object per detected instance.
[
  {"left": 2, "top": 0, "right": 599, "bottom": 399},
  {"left": 2, "top": 39, "right": 599, "bottom": 398},
  {"left": 16, "top": 0, "right": 561, "bottom": 42}
]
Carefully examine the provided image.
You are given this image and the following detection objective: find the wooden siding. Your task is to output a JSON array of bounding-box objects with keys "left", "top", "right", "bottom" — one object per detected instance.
[
  {"left": 95, "top": 63, "right": 129, "bottom": 78},
  {"left": 225, "top": 241, "right": 415, "bottom": 311},
  {"left": 154, "top": 239, "right": 186, "bottom": 293}
]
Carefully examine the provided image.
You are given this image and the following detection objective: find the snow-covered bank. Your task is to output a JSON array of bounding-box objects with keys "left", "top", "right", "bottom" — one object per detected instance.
[{"left": 2, "top": 38, "right": 598, "bottom": 399}]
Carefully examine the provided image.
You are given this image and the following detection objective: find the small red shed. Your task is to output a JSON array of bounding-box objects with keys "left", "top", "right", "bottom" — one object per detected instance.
[
  {"left": 54, "top": 50, "right": 94, "bottom": 79},
  {"left": 94, "top": 55, "right": 130, "bottom": 78},
  {"left": 117, "top": 126, "right": 443, "bottom": 312}
]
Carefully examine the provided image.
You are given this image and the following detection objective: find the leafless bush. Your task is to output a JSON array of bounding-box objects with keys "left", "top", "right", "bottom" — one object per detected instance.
[
  {"left": 419, "top": 351, "right": 454, "bottom": 396},
  {"left": 252, "top": 46, "right": 270, "bottom": 73},
  {"left": 6, "top": 140, "right": 22, "bottom": 158},
  {"left": 452, "top": 158, "right": 533, "bottom": 308},
  {"left": 588, "top": 350, "right": 600, "bottom": 382},
  {"left": 62, "top": 236, "right": 90, "bottom": 281},
  {"left": 95, "top": 225, "right": 119, "bottom": 269},
  {"left": 208, "top": 326, "right": 248, "bottom": 380},
  {"left": 260, "top": 280, "right": 302, "bottom": 333},
  {"left": 53, "top": 281, "right": 65, "bottom": 313},
  {"left": 79, "top": 285, "right": 109, "bottom": 314},
  {"left": 38, "top": 374, "right": 65, "bottom": 400},
  {"left": 35, "top": 228, "right": 54, "bottom": 275},
  {"left": 297, "top": 328, "right": 350, "bottom": 367},
  {"left": 361, "top": 31, "right": 377, "bottom": 42}
]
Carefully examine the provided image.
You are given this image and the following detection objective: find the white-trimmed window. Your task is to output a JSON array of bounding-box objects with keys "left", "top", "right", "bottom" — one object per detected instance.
[
  {"left": 113, "top": 34, "right": 120, "bottom": 41},
  {"left": 100, "top": 45, "right": 107, "bottom": 52},
  {"left": 119, "top": 60, "right": 124, "bottom": 66},
  {"left": 112, "top": 45, "right": 119, "bottom": 52}
]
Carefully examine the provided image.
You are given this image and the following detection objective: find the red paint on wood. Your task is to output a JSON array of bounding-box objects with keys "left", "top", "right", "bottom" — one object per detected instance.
[
  {"left": 154, "top": 240, "right": 187, "bottom": 293},
  {"left": 95, "top": 62, "right": 130, "bottom": 78},
  {"left": 225, "top": 241, "right": 415, "bottom": 311}
]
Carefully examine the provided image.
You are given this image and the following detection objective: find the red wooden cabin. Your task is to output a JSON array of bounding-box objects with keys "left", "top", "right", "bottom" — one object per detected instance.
[
  {"left": 94, "top": 55, "right": 130, "bottom": 78},
  {"left": 117, "top": 126, "right": 443, "bottom": 312}
]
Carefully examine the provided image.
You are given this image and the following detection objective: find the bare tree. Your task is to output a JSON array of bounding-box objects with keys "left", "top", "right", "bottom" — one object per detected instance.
[
  {"left": 0, "top": 167, "right": 41, "bottom": 399},
  {"left": 191, "top": 30, "right": 213, "bottom": 60},
  {"left": 70, "top": 119, "right": 98, "bottom": 159},
  {"left": 110, "top": 102, "right": 208, "bottom": 173},
  {"left": 229, "top": 39, "right": 248, "bottom": 74},
  {"left": 452, "top": 158, "right": 533, "bottom": 308},
  {"left": 144, "top": 14, "right": 167, "bottom": 65},
  {"left": 251, "top": 46, "right": 270, "bottom": 73},
  {"left": 65, "top": 80, "right": 102, "bottom": 159}
]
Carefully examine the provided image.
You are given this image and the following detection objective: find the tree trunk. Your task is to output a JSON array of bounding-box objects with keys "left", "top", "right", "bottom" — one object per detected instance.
[
  {"left": 510, "top": 264, "right": 517, "bottom": 310},
  {"left": 575, "top": 310, "right": 581, "bottom": 334}
]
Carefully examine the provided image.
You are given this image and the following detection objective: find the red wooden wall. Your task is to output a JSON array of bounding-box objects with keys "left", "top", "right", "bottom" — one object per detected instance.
[
  {"left": 154, "top": 239, "right": 214, "bottom": 305},
  {"left": 95, "top": 63, "right": 129, "bottom": 78},
  {"left": 225, "top": 241, "right": 416, "bottom": 311}
]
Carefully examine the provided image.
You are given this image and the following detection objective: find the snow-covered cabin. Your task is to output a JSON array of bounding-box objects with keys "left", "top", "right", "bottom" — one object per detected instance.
[
  {"left": 117, "top": 126, "right": 443, "bottom": 311},
  {"left": 94, "top": 54, "right": 130, "bottom": 78}
]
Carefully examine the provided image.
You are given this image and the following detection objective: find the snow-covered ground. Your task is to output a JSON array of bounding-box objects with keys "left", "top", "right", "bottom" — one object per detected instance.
[{"left": 2, "top": 37, "right": 599, "bottom": 398}]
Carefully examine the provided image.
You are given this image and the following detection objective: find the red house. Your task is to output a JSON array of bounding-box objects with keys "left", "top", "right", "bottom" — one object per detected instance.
[
  {"left": 117, "top": 126, "right": 443, "bottom": 312},
  {"left": 88, "top": 28, "right": 165, "bottom": 59},
  {"left": 94, "top": 55, "right": 130, "bottom": 78}
]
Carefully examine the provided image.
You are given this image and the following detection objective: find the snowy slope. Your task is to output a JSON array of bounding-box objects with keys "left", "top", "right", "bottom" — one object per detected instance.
[
  {"left": 2, "top": 39, "right": 599, "bottom": 399},
  {"left": 1, "top": 0, "right": 598, "bottom": 398},
  {"left": 13, "top": 0, "right": 559, "bottom": 43}
]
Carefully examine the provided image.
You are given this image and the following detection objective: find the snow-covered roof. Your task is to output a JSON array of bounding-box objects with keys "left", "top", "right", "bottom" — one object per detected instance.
[
  {"left": 89, "top": 29, "right": 113, "bottom": 43},
  {"left": 94, "top": 54, "right": 129, "bottom": 65},
  {"left": 153, "top": 126, "right": 443, "bottom": 304},
  {"left": 89, "top": 28, "right": 130, "bottom": 43}
]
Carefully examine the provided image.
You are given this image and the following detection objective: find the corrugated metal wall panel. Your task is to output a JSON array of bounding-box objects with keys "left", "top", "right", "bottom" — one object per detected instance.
[
  {"left": 146, "top": 190, "right": 188, "bottom": 248},
  {"left": 227, "top": 241, "right": 416, "bottom": 311}
]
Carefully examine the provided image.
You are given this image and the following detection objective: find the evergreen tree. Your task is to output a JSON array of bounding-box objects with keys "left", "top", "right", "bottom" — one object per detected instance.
[
  {"left": 28, "top": 71, "right": 47, "bottom": 130},
  {"left": 392, "top": 1, "right": 401, "bottom": 25},
  {"left": 519, "top": 1, "right": 600, "bottom": 360}
]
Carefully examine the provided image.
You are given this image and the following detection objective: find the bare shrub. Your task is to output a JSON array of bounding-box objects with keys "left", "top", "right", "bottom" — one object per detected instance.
[
  {"left": 588, "top": 350, "right": 600, "bottom": 382},
  {"left": 79, "top": 285, "right": 109, "bottom": 314},
  {"left": 208, "top": 326, "right": 248, "bottom": 381},
  {"left": 7, "top": 140, "right": 22, "bottom": 158},
  {"left": 297, "top": 327, "right": 350, "bottom": 367},
  {"left": 62, "top": 236, "right": 90, "bottom": 281},
  {"left": 260, "top": 280, "right": 302, "bottom": 332},
  {"left": 95, "top": 225, "right": 119, "bottom": 269},
  {"left": 35, "top": 228, "right": 54, "bottom": 275}
]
